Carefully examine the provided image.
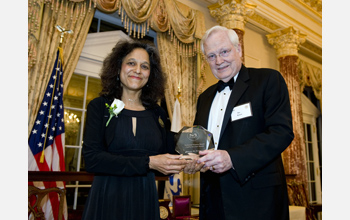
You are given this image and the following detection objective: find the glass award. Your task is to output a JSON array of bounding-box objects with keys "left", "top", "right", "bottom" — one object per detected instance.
[{"left": 174, "top": 125, "right": 214, "bottom": 160}]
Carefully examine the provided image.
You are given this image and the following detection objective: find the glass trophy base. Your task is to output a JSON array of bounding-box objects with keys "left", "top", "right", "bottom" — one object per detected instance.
[{"left": 174, "top": 125, "right": 214, "bottom": 160}]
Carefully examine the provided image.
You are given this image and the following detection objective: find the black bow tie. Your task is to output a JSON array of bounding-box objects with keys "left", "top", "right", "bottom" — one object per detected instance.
[{"left": 216, "top": 78, "right": 235, "bottom": 92}]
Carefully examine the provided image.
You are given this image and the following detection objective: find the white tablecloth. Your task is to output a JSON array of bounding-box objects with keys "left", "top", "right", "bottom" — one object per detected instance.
[{"left": 289, "top": 206, "right": 306, "bottom": 220}]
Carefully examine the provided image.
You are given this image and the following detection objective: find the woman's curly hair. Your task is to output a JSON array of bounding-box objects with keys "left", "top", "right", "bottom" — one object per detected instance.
[{"left": 99, "top": 39, "right": 166, "bottom": 108}]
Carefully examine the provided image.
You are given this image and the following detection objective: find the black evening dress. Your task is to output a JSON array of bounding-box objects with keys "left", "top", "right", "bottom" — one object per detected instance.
[{"left": 82, "top": 97, "right": 170, "bottom": 220}]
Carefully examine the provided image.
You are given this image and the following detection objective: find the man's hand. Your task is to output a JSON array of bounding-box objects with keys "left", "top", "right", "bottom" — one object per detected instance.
[{"left": 197, "top": 150, "right": 233, "bottom": 173}]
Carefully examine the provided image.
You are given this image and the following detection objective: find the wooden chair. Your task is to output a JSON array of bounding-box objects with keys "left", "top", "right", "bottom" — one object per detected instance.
[
  {"left": 287, "top": 181, "right": 321, "bottom": 220},
  {"left": 172, "top": 195, "right": 191, "bottom": 219},
  {"left": 28, "top": 185, "right": 66, "bottom": 220}
]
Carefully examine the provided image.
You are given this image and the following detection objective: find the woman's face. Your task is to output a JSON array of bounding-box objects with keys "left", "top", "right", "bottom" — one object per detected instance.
[{"left": 120, "top": 48, "right": 151, "bottom": 92}]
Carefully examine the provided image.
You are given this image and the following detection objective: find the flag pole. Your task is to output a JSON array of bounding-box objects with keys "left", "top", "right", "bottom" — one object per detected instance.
[
  {"left": 39, "top": 25, "right": 73, "bottom": 163},
  {"left": 39, "top": 55, "right": 60, "bottom": 163}
]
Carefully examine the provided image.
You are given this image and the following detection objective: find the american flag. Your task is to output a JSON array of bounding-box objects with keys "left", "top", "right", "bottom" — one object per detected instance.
[{"left": 28, "top": 48, "right": 67, "bottom": 220}]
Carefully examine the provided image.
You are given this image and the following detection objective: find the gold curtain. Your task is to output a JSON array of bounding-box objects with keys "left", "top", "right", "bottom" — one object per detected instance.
[
  {"left": 157, "top": 32, "right": 197, "bottom": 128},
  {"left": 152, "top": 0, "right": 204, "bottom": 124},
  {"left": 95, "top": 0, "right": 206, "bottom": 43},
  {"left": 98, "top": 0, "right": 157, "bottom": 38},
  {"left": 157, "top": 32, "right": 199, "bottom": 198},
  {"left": 28, "top": 0, "right": 96, "bottom": 135},
  {"left": 299, "top": 59, "right": 322, "bottom": 109},
  {"left": 96, "top": 0, "right": 206, "bottom": 124}
]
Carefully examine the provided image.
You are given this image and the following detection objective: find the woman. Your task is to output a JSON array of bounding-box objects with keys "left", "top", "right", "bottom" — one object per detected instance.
[{"left": 81, "top": 40, "right": 187, "bottom": 220}]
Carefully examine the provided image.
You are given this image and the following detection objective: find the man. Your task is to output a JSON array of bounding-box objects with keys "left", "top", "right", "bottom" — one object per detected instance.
[{"left": 194, "top": 26, "right": 294, "bottom": 219}]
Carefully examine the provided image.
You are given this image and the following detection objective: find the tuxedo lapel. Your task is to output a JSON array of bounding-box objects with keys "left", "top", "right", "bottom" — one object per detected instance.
[{"left": 219, "top": 65, "right": 249, "bottom": 140}]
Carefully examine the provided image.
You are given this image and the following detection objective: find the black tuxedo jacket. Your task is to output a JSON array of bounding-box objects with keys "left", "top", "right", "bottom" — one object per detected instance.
[{"left": 194, "top": 65, "right": 294, "bottom": 220}]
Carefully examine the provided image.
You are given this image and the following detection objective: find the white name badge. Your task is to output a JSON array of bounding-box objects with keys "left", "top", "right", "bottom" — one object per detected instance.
[{"left": 231, "top": 102, "right": 253, "bottom": 121}]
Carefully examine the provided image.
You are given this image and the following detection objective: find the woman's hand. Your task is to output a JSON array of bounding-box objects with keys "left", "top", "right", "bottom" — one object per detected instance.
[
  {"left": 149, "top": 154, "right": 188, "bottom": 175},
  {"left": 183, "top": 158, "right": 206, "bottom": 174}
]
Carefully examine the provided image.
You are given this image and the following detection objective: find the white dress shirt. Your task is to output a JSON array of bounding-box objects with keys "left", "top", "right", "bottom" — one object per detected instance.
[{"left": 207, "top": 74, "right": 239, "bottom": 150}]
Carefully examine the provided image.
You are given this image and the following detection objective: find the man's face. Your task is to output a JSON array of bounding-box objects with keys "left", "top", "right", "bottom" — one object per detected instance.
[{"left": 203, "top": 30, "right": 242, "bottom": 82}]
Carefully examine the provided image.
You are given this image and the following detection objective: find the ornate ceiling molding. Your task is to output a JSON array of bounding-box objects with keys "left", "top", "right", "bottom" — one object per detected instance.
[
  {"left": 290, "top": 0, "right": 321, "bottom": 17},
  {"left": 248, "top": 13, "right": 281, "bottom": 31},
  {"left": 247, "top": 12, "right": 321, "bottom": 59},
  {"left": 244, "top": 0, "right": 321, "bottom": 61},
  {"left": 301, "top": 41, "right": 321, "bottom": 56}
]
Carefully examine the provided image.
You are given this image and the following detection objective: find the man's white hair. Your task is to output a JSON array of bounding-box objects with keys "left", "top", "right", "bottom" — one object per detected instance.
[{"left": 200, "top": 25, "right": 240, "bottom": 55}]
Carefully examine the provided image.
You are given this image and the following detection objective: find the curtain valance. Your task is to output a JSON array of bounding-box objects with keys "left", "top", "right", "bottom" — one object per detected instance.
[{"left": 96, "top": 0, "right": 206, "bottom": 56}]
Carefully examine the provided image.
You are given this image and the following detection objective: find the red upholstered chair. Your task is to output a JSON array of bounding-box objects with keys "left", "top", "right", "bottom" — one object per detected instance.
[{"left": 172, "top": 195, "right": 191, "bottom": 219}]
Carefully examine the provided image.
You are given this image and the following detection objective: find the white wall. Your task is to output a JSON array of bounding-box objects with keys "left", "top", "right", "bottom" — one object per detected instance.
[{"left": 244, "top": 26, "right": 279, "bottom": 70}]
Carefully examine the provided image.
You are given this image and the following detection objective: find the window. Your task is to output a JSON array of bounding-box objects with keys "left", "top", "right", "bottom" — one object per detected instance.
[
  {"left": 63, "top": 73, "right": 101, "bottom": 208},
  {"left": 301, "top": 90, "right": 322, "bottom": 204},
  {"left": 303, "top": 87, "right": 322, "bottom": 185},
  {"left": 303, "top": 123, "right": 321, "bottom": 203}
]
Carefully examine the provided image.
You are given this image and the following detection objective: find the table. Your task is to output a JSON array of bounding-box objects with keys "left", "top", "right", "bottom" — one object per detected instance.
[
  {"left": 289, "top": 206, "right": 306, "bottom": 220},
  {"left": 191, "top": 207, "right": 199, "bottom": 216},
  {"left": 187, "top": 206, "right": 306, "bottom": 219},
  {"left": 191, "top": 206, "right": 305, "bottom": 219}
]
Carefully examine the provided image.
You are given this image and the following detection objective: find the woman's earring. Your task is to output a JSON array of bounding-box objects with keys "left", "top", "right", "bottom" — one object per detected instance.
[{"left": 117, "top": 74, "right": 120, "bottom": 81}]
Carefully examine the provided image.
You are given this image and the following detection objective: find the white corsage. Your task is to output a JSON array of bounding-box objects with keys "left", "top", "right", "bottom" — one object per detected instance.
[{"left": 105, "top": 99, "right": 125, "bottom": 127}]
